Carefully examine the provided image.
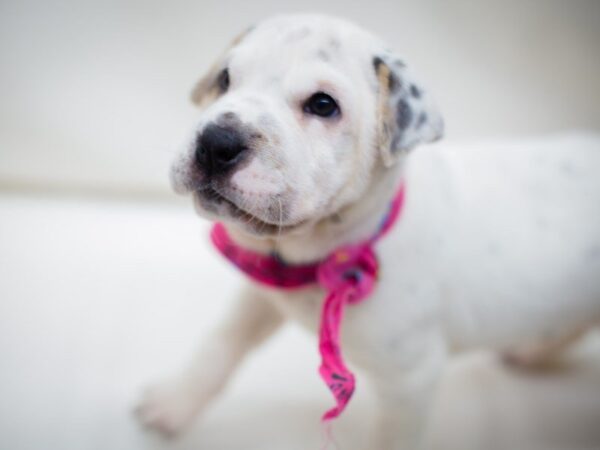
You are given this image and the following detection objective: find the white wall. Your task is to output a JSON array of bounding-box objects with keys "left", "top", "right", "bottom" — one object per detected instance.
[{"left": 1, "top": 0, "right": 599, "bottom": 196}]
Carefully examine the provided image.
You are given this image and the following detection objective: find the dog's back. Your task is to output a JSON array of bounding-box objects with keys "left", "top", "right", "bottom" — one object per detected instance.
[{"left": 427, "top": 133, "right": 600, "bottom": 351}]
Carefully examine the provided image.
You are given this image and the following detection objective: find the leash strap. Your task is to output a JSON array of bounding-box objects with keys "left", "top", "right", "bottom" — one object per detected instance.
[{"left": 210, "top": 184, "right": 405, "bottom": 420}]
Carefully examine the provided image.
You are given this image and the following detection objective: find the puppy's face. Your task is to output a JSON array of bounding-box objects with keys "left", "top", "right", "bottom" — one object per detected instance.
[{"left": 172, "top": 15, "right": 443, "bottom": 236}]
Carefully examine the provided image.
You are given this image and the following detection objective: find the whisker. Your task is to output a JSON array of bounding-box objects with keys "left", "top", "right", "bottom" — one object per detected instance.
[{"left": 276, "top": 196, "right": 283, "bottom": 242}]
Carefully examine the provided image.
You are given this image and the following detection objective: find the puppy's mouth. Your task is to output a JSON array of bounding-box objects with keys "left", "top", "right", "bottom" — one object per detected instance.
[{"left": 196, "top": 186, "right": 305, "bottom": 236}]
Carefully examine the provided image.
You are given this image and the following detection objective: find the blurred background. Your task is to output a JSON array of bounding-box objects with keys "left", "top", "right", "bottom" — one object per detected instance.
[
  {"left": 1, "top": 1, "right": 599, "bottom": 449},
  {"left": 2, "top": 0, "right": 600, "bottom": 197}
]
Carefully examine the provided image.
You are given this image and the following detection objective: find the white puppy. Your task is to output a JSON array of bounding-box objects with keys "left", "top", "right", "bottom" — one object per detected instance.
[{"left": 136, "top": 14, "right": 600, "bottom": 449}]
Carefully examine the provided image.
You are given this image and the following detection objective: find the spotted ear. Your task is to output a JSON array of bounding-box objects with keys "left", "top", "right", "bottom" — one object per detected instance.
[
  {"left": 190, "top": 27, "right": 254, "bottom": 106},
  {"left": 373, "top": 55, "right": 444, "bottom": 167}
]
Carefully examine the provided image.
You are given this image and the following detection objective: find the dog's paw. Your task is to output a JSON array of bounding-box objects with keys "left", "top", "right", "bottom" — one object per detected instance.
[{"left": 134, "top": 379, "right": 203, "bottom": 437}]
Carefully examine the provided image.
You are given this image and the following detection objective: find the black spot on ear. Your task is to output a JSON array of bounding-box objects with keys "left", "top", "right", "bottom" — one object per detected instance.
[
  {"left": 410, "top": 84, "right": 421, "bottom": 98},
  {"left": 388, "top": 72, "right": 400, "bottom": 92},
  {"left": 373, "top": 56, "right": 384, "bottom": 71},
  {"left": 396, "top": 99, "right": 413, "bottom": 130}
]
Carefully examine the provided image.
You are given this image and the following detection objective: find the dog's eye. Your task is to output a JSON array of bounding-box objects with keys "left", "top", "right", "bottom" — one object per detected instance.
[
  {"left": 217, "top": 68, "right": 230, "bottom": 93},
  {"left": 303, "top": 92, "right": 340, "bottom": 118}
]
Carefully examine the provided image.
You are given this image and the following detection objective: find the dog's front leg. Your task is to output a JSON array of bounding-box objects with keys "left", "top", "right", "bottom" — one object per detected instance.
[
  {"left": 135, "top": 283, "right": 284, "bottom": 436},
  {"left": 366, "top": 330, "right": 446, "bottom": 450}
]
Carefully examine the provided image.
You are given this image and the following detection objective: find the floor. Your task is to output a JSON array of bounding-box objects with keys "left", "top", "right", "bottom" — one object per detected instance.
[{"left": 1, "top": 192, "right": 599, "bottom": 450}]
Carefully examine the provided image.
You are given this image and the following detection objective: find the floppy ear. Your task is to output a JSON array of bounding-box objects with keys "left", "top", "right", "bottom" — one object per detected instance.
[
  {"left": 373, "top": 55, "right": 444, "bottom": 167},
  {"left": 190, "top": 60, "right": 225, "bottom": 107},
  {"left": 190, "top": 27, "right": 253, "bottom": 107}
]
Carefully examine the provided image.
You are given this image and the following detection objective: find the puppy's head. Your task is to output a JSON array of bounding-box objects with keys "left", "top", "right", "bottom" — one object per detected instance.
[{"left": 172, "top": 14, "right": 443, "bottom": 236}]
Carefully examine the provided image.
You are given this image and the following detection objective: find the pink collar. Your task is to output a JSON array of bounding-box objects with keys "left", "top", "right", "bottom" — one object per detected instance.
[{"left": 210, "top": 184, "right": 406, "bottom": 421}]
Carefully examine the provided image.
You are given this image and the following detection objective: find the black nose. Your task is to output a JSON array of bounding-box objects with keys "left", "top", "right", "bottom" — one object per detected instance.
[{"left": 195, "top": 123, "right": 247, "bottom": 176}]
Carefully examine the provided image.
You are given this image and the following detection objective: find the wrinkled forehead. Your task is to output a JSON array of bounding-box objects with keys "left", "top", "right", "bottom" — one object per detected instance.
[{"left": 226, "top": 17, "right": 377, "bottom": 90}]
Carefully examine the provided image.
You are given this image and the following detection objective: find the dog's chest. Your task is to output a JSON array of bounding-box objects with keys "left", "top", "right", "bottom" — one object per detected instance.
[{"left": 258, "top": 243, "right": 445, "bottom": 368}]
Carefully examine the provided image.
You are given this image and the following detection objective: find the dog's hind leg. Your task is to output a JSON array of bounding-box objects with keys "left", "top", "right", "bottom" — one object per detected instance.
[{"left": 135, "top": 283, "right": 284, "bottom": 436}]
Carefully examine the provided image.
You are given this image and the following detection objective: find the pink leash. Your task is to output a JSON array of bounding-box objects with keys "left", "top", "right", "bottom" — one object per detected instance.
[{"left": 210, "top": 184, "right": 406, "bottom": 421}]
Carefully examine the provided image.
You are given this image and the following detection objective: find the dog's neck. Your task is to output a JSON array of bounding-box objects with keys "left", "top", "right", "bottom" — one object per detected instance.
[{"left": 224, "top": 165, "right": 404, "bottom": 264}]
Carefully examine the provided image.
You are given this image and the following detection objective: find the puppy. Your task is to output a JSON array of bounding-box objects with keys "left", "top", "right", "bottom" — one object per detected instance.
[{"left": 136, "top": 14, "right": 600, "bottom": 449}]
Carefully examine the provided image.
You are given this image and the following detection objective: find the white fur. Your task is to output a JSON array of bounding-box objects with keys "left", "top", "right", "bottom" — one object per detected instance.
[{"left": 136, "top": 14, "right": 600, "bottom": 449}]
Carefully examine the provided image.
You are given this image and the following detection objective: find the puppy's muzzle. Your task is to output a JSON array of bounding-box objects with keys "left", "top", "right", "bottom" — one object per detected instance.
[{"left": 195, "top": 123, "right": 248, "bottom": 177}]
